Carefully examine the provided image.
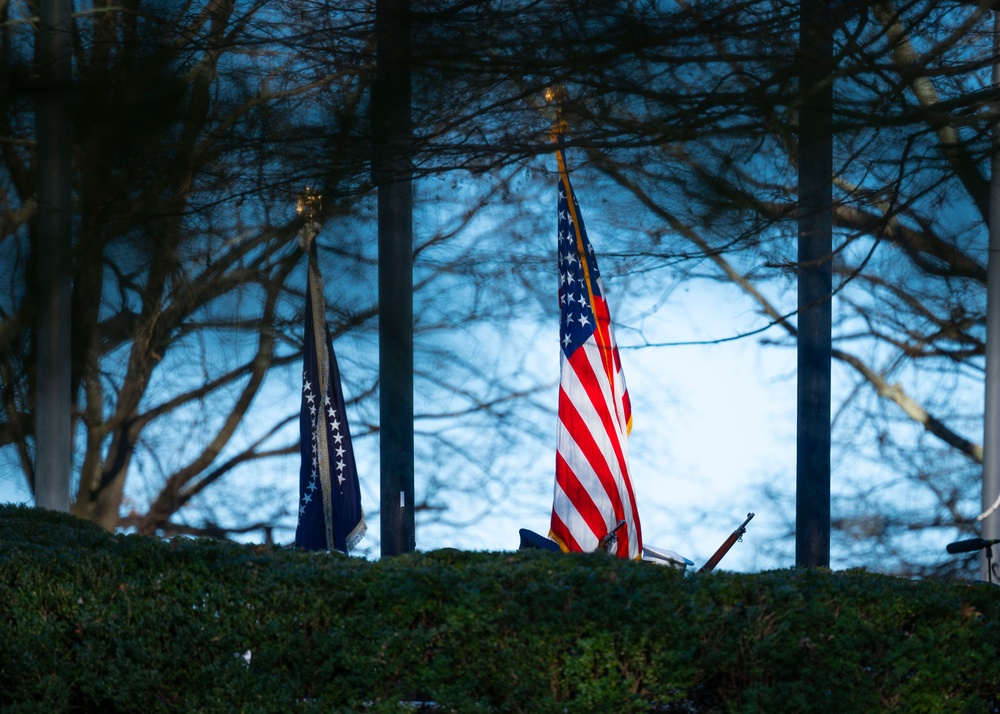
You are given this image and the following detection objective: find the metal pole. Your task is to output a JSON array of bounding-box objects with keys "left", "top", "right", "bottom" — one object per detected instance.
[
  {"left": 33, "top": 0, "right": 73, "bottom": 513},
  {"left": 796, "top": 0, "right": 833, "bottom": 567},
  {"left": 981, "top": 10, "right": 1000, "bottom": 582},
  {"left": 374, "top": 0, "right": 415, "bottom": 556}
]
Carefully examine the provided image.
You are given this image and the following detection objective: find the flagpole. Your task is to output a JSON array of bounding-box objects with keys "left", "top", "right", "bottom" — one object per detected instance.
[
  {"left": 980, "top": 10, "right": 1000, "bottom": 582},
  {"left": 546, "top": 90, "right": 643, "bottom": 559},
  {"left": 34, "top": 0, "right": 73, "bottom": 514},
  {"left": 796, "top": 0, "right": 833, "bottom": 568},
  {"left": 299, "top": 191, "right": 337, "bottom": 551},
  {"left": 374, "top": 0, "right": 415, "bottom": 556},
  {"left": 295, "top": 188, "right": 367, "bottom": 554}
]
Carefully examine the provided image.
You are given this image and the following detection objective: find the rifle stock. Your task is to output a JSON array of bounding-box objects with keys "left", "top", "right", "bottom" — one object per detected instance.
[{"left": 698, "top": 512, "right": 755, "bottom": 573}]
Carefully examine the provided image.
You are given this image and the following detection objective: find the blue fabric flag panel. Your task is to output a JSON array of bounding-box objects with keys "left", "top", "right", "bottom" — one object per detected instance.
[{"left": 296, "top": 238, "right": 366, "bottom": 553}]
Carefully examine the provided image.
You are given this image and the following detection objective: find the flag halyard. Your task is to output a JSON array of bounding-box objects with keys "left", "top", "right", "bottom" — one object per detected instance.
[{"left": 550, "top": 147, "right": 641, "bottom": 559}]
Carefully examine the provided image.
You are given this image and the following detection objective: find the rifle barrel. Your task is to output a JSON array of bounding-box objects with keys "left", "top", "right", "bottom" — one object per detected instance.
[{"left": 698, "top": 512, "right": 755, "bottom": 573}]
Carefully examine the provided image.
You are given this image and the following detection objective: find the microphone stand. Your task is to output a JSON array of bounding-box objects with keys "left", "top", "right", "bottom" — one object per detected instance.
[{"left": 988, "top": 543, "right": 995, "bottom": 585}]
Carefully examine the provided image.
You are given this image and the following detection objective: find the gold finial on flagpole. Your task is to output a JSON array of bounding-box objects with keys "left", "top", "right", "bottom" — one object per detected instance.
[
  {"left": 297, "top": 187, "right": 323, "bottom": 251},
  {"left": 296, "top": 186, "right": 322, "bottom": 219},
  {"left": 545, "top": 85, "right": 569, "bottom": 141}
]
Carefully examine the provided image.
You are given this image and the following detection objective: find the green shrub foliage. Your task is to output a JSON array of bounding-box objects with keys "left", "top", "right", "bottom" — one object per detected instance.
[{"left": 2, "top": 505, "right": 999, "bottom": 712}]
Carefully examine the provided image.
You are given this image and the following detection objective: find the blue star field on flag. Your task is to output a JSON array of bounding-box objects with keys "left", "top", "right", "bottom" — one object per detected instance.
[{"left": 558, "top": 179, "right": 603, "bottom": 358}]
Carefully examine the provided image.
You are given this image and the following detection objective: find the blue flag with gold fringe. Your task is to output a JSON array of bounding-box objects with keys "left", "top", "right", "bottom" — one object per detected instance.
[{"left": 295, "top": 231, "right": 366, "bottom": 553}]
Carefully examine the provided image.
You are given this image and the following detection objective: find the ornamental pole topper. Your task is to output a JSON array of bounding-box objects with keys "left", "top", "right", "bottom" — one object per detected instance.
[
  {"left": 296, "top": 187, "right": 322, "bottom": 250},
  {"left": 296, "top": 187, "right": 322, "bottom": 220}
]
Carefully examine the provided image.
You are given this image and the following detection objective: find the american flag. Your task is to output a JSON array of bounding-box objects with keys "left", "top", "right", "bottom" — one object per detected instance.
[
  {"left": 549, "top": 146, "right": 642, "bottom": 559},
  {"left": 295, "top": 234, "right": 366, "bottom": 553}
]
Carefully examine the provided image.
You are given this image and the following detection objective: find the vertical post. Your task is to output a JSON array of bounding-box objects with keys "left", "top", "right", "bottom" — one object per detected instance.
[
  {"left": 981, "top": 11, "right": 1000, "bottom": 582},
  {"left": 33, "top": 0, "right": 73, "bottom": 513},
  {"left": 373, "top": 0, "right": 415, "bottom": 555},
  {"left": 796, "top": 0, "right": 833, "bottom": 567}
]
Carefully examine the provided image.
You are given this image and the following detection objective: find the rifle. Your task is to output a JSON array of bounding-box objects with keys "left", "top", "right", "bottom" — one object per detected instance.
[
  {"left": 598, "top": 519, "right": 627, "bottom": 552},
  {"left": 698, "top": 512, "right": 755, "bottom": 573}
]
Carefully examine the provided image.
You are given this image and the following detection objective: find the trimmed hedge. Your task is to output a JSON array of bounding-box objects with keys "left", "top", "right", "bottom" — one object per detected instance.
[{"left": 1, "top": 504, "right": 998, "bottom": 712}]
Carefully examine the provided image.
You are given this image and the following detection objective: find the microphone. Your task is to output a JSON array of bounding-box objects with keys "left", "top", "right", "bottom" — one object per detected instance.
[{"left": 946, "top": 538, "right": 1000, "bottom": 554}]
